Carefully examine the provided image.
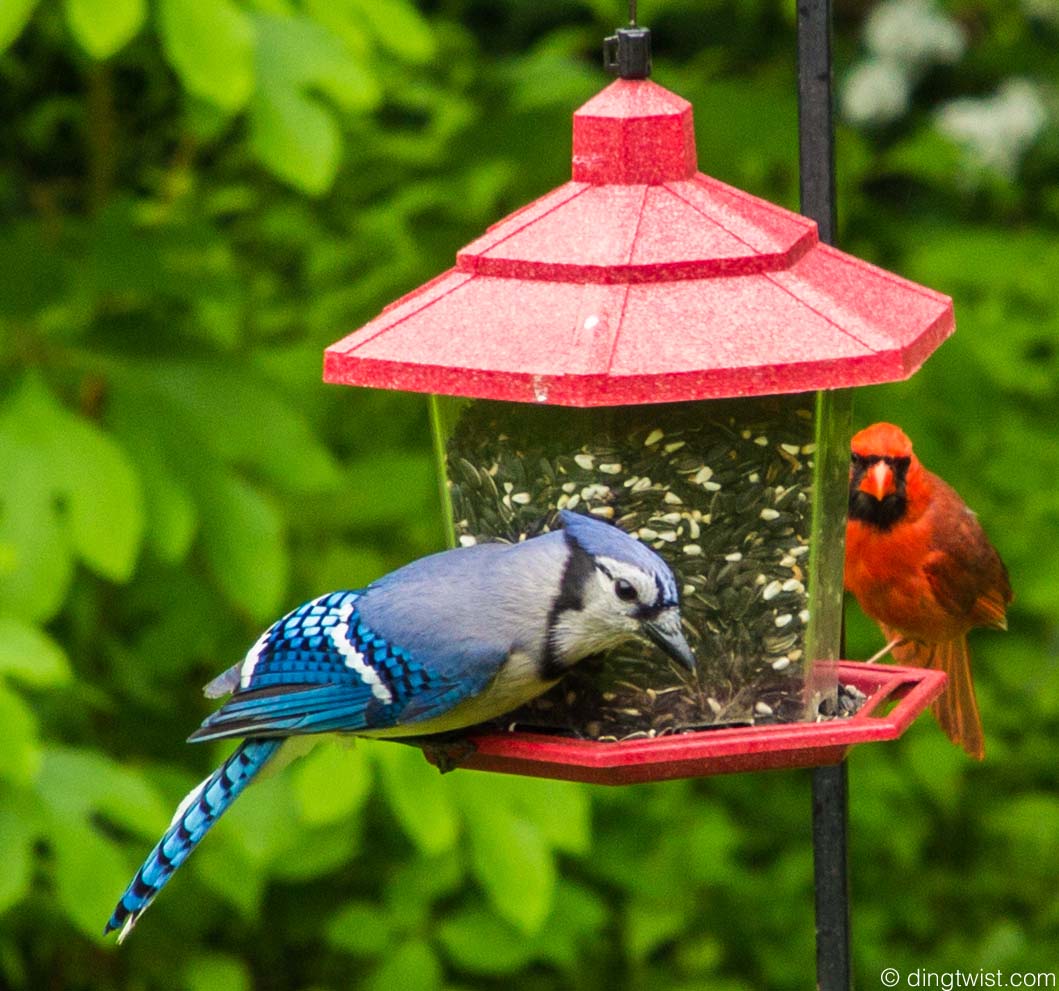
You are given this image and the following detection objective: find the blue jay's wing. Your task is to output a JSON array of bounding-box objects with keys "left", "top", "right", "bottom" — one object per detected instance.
[{"left": 189, "top": 591, "right": 497, "bottom": 742}]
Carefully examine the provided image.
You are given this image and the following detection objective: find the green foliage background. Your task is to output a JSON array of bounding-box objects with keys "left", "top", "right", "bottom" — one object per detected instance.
[{"left": 1, "top": 1, "right": 1056, "bottom": 988}]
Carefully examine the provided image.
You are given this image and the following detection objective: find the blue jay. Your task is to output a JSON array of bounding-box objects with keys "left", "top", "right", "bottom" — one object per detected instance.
[{"left": 105, "top": 510, "right": 694, "bottom": 940}]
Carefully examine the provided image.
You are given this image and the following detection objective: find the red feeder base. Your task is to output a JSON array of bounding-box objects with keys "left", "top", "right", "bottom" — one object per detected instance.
[{"left": 418, "top": 662, "right": 946, "bottom": 784}]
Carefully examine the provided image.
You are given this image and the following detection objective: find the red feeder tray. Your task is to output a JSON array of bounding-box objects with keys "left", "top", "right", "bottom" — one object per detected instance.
[{"left": 417, "top": 662, "right": 947, "bottom": 784}]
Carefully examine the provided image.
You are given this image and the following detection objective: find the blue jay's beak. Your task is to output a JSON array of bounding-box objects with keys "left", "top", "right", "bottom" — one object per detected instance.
[{"left": 643, "top": 611, "right": 696, "bottom": 671}]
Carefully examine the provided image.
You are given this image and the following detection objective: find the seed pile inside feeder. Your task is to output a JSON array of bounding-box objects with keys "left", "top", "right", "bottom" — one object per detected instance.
[{"left": 443, "top": 397, "right": 826, "bottom": 740}]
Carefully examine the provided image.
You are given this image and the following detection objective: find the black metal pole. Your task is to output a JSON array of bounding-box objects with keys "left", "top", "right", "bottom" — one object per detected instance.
[
  {"left": 812, "top": 762, "right": 851, "bottom": 990},
  {"left": 797, "top": 2, "right": 852, "bottom": 990},
  {"left": 797, "top": 0, "right": 836, "bottom": 247}
]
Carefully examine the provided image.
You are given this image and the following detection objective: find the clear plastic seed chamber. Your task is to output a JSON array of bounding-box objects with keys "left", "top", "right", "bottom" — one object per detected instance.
[
  {"left": 432, "top": 393, "right": 849, "bottom": 736},
  {"left": 324, "top": 75, "right": 953, "bottom": 778}
]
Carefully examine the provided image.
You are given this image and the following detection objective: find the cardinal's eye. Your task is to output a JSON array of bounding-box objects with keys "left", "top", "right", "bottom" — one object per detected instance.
[{"left": 614, "top": 578, "right": 638, "bottom": 602}]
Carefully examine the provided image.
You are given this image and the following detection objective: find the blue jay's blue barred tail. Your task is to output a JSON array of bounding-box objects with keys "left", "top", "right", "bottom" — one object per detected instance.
[
  {"left": 105, "top": 738, "right": 282, "bottom": 941},
  {"left": 106, "top": 512, "right": 694, "bottom": 940}
]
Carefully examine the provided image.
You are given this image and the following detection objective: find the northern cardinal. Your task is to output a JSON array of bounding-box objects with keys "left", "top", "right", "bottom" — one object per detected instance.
[{"left": 844, "top": 423, "right": 1012, "bottom": 759}]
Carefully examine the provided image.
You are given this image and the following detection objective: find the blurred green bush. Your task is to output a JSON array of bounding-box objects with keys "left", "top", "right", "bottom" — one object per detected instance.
[{"left": 0, "top": 2, "right": 1056, "bottom": 989}]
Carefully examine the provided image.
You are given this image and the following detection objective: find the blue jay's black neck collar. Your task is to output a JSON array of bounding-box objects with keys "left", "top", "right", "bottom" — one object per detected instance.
[{"left": 540, "top": 532, "right": 596, "bottom": 680}]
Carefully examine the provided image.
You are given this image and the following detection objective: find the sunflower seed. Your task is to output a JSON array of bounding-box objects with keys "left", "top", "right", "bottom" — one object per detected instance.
[{"left": 763, "top": 580, "right": 783, "bottom": 601}]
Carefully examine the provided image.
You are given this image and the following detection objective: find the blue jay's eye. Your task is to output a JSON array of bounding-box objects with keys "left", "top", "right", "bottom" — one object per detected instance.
[{"left": 614, "top": 578, "right": 638, "bottom": 602}]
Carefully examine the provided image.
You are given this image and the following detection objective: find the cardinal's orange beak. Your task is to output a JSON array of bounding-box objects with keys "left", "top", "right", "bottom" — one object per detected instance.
[{"left": 859, "top": 461, "right": 894, "bottom": 501}]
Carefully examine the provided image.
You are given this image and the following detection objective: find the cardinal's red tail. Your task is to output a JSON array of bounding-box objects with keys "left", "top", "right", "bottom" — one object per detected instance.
[{"left": 891, "top": 635, "right": 985, "bottom": 760}]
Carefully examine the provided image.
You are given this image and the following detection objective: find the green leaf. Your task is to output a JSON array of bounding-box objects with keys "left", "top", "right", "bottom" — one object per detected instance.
[
  {"left": 370, "top": 742, "right": 458, "bottom": 856},
  {"left": 158, "top": 0, "right": 255, "bottom": 111},
  {"left": 198, "top": 471, "right": 287, "bottom": 621},
  {"left": 436, "top": 907, "right": 534, "bottom": 975},
  {"left": 48, "top": 817, "right": 131, "bottom": 940},
  {"left": 326, "top": 901, "right": 396, "bottom": 956},
  {"left": 129, "top": 444, "right": 197, "bottom": 565},
  {"left": 458, "top": 775, "right": 555, "bottom": 934},
  {"left": 366, "top": 940, "right": 442, "bottom": 991},
  {"left": 352, "top": 0, "right": 435, "bottom": 62},
  {"left": 0, "top": 0, "right": 39, "bottom": 53},
  {"left": 0, "top": 461, "right": 71, "bottom": 622},
  {"left": 383, "top": 851, "right": 464, "bottom": 925},
  {"left": 437, "top": 880, "right": 607, "bottom": 975},
  {"left": 183, "top": 953, "right": 251, "bottom": 991},
  {"left": 0, "top": 384, "right": 74, "bottom": 620},
  {"left": 36, "top": 747, "right": 170, "bottom": 837},
  {"left": 292, "top": 740, "right": 371, "bottom": 826},
  {"left": 109, "top": 392, "right": 198, "bottom": 565},
  {"left": 249, "top": 13, "right": 379, "bottom": 194},
  {"left": 0, "top": 375, "right": 144, "bottom": 617},
  {"left": 267, "top": 823, "right": 360, "bottom": 882},
  {"left": 625, "top": 896, "right": 690, "bottom": 963},
  {"left": 533, "top": 880, "right": 609, "bottom": 968},
  {"left": 504, "top": 777, "right": 591, "bottom": 855},
  {"left": 0, "top": 686, "right": 41, "bottom": 785},
  {"left": 56, "top": 408, "right": 145, "bottom": 582},
  {"left": 0, "top": 794, "right": 35, "bottom": 914},
  {"left": 250, "top": 78, "right": 339, "bottom": 197},
  {"left": 0, "top": 616, "right": 71, "bottom": 687},
  {"left": 305, "top": 0, "right": 435, "bottom": 63},
  {"left": 64, "top": 0, "right": 145, "bottom": 58},
  {"left": 193, "top": 837, "right": 265, "bottom": 921}
]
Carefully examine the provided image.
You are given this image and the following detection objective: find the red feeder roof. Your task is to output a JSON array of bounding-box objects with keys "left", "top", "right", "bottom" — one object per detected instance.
[{"left": 325, "top": 79, "right": 953, "bottom": 406}]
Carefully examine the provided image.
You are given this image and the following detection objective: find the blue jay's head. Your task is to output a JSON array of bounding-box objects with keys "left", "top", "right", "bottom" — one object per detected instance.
[{"left": 547, "top": 510, "right": 696, "bottom": 672}]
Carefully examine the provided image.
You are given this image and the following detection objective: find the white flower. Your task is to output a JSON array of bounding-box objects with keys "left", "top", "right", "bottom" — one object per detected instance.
[
  {"left": 936, "top": 79, "right": 1048, "bottom": 177},
  {"left": 842, "top": 58, "right": 911, "bottom": 125},
  {"left": 865, "top": 0, "right": 966, "bottom": 67}
]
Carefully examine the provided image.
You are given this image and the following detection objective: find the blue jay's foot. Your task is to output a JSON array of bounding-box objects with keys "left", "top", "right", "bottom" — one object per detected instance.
[{"left": 400, "top": 734, "right": 479, "bottom": 774}]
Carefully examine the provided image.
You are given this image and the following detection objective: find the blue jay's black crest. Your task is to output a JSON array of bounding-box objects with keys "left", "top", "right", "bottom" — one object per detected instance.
[
  {"left": 106, "top": 511, "right": 692, "bottom": 941},
  {"left": 559, "top": 510, "right": 679, "bottom": 609}
]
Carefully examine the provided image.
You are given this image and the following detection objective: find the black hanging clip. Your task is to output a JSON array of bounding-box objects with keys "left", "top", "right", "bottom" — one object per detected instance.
[{"left": 603, "top": 26, "right": 652, "bottom": 79}]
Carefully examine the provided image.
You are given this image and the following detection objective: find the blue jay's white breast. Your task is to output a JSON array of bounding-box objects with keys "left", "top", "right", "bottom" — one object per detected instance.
[{"left": 364, "top": 649, "right": 555, "bottom": 738}]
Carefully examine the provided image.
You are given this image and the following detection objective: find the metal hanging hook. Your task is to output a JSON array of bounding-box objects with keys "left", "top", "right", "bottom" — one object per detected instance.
[{"left": 604, "top": 0, "right": 651, "bottom": 78}]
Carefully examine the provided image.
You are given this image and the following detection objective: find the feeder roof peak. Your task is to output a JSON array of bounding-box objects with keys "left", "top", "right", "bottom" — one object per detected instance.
[
  {"left": 325, "top": 78, "right": 953, "bottom": 407},
  {"left": 572, "top": 78, "right": 697, "bottom": 185},
  {"left": 576, "top": 78, "right": 691, "bottom": 118}
]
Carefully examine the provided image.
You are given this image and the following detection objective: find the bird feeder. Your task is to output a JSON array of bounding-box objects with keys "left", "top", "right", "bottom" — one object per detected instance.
[{"left": 324, "top": 49, "right": 951, "bottom": 784}]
